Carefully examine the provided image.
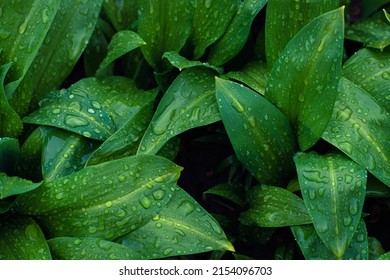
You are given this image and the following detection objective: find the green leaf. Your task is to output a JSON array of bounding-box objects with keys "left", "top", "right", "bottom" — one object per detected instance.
[
  {"left": 322, "top": 77, "right": 390, "bottom": 187},
  {"left": 216, "top": 78, "right": 296, "bottom": 185},
  {"left": 162, "top": 51, "right": 223, "bottom": 73},
  {"left": 116, "top": 186, "right": 234, "bottom": 259},
  {"left": 368, "top": 237, "right": 386, "bottom": 259},
  {"left": 292, "top": 219, "right": 369, "bottom": 260},
  {"left": 42, "top": 128, "right": 98, "bottom": 182},
  {"left": 265, "top": 7, "right": 344, "bottom": 151},
  {"left": 240, "top": 185, "right": 311, "bottom": 227},
  {"left": 103, "top": 0, "right": 138, "bottom": 31},
  {"left": 96, "top": 30, "right": 146, "bottom": 76},
  {"left": 265, "top": 0, "right": 340, "bottom": 66},
  {"left": 0, "top": 0, "right": 60, "bottom": 97},
  {"left": 361, "top": 0, "right": 389, "bottom": 17},
  {"left": 0, "top": 173, "right": 42, "bottom": 200},
  {"left": 0, "top": 63, "right": 23, "bottom": 137},
  {"left": 14, "top": 155, "right": 182, "bottom": 240},
  {"left": 137, "top": 0, "right": 195, "bottom": 70},
  {"left": 138, "top": 68, "right": 220, "bottom": 155},
  {"left": 384, "top": 9, "right": 390, "bottom": 23},
  {"left": 343, "top": 48, "right": 390, "bottom": 112},
  {"left": 294, "top": 152, "right": 367, "bottom": 259},
  {"left": 29, "top": 0, "right": 104, "bottom": 105},
  {"left": 224, "top": 60, "right": 268, "bottom": 95},
  {"left": 0, "top": 137, "right": 19, "bottom": 173},
  {"left": 189, "top": 0, "right": 239, "bottom": 60},
  {"left": 48, "top": 237, "right": 143, "bottom": 260},
  {"left": 346, "top": 11, "right": 390, "bottom": 51},
  {"left": 0, "top": 215, "right": 51, "bottom": 260},
  {"left": 378, "top": 251, "right": 390, "bottom": 260},
  {"left": 207, "top": 0, "right": 267, "bottom": 66},
  {"left": 204, "top": 183, "right": 246, "bottom": 207}
]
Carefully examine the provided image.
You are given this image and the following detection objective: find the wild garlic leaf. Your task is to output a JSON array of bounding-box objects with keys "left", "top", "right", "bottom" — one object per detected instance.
[
  {"left": 116, "top": 186, "right": 234, "bottom": 259},
  {"left": 162, "top": 51, "right": 223, "bottom": 73},
  {"left": 0, "top": 215, "right": 51, "bottom": 260},
  {"left": 216, "top": 78, "right": 296, "bottom": 185},
  {"left": 0, "top": 173, "right": 42, "bottom": 200},
  {"left": 240, "top": 185, "right": 311, "bottom": 227},
  {"left": 294, "top": 152, "right": 367, "bottom": 259},
  {"left": 137, "top": 0, "right": 195, "bottom": 70},
  {"left": 0, "top": 137, "right": 19, "bottom": 173},
  {"left": 265, "top": 7, "right": 344, "bottom": 151},
  {"left": 207, "top": 0, "right": 267, "bottom": 66},
  {"left": 190, "top": 0, "right": 239, "bottom": 60},
  {"left": 96, "top": 30, "right": 146, "bottom": 76},
  {"left": 48, "top": 237, "right": 143, "bottom": 260},
  {"left": 343, "top": 48, "right": 390, "bottom": 112},
  {"left": 322, "top": 77, "right": 390, "bottom": 187},
  {"left": 14, "top": 155, "right": 182, "bottom": 240},
  {"left": 138, "top": 68, "right": 220, "bottom": 155},
  {"left": 265, "top": 0, "right": 340, "bottom": 66}
]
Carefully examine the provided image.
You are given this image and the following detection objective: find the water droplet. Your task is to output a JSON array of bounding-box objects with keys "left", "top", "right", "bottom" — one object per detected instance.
[
  {"left": 382, "top": 71, "right": 390, "bottom": 80},
  {"left": 73, "top": 239, "right": 82, "bottom": 245},
  {"left": 24, "top": 224, "right": 40, "bottom": 241},
  {"left": 177, "top": 200, "right": 195, "bottom": 216},
  {"left": 140, "top": 197, "right": 152, "bottom": 209},
  {"left": 55, "top": 192, "right": 64, "bottom": 199},
  {"left": 41, "top": 8, "right": 49, "bottom": 23},
  {"left": 248, "top": 116, "right": 256, "bottom": 127},
  {"left": 308, "top": 189, "right": 316, "bottom": 200},
  {"left": 163, "top": 248, "right": 173, "bottom": 255},
  {"left": 156, "top": 222, "right": 162, "bottom": 228},
  {"left": 105, "top": 201, "right": 113, "bottom": 208},
  {"left": 87, "top": 108, "right": 95, "bottom": 114},
  {"left": 118, "top": 175, "right": 126, "bottom": 182},
  {"left": 82, "top": 131, "right": 92, "bottom": 138},
  {"left": 65, "top": 115, "right": 89, "bottom": 127},
  {"left": 153, "top": 189, "right": 165, "bottom": 200},
  {"left": 91, "top": 101, "right": 102, "bottom": 109},
  {"left": 349, "top": 198, "right": 359, "bottom": 215},
  {"left": 151, "top": 123, "right": 166, "bottom": 135},
  {"left": 343, "top": 216, "right": 352, "bottom": 226},
  {"left": 316, "top": 221, "right": 329, "bottom": 233},
  {"left": 205, "top": 0, "right": 212, "bottom": 8},
  {"left": 231, "top": 99, "right": 244, "bottom": 112},
  {"left": 18, "top": 21, "right": 28, "bottom": 34},
  {"left": 52, "top": 108, "right": 61, "bottom": 115},
  {"left": 339, "top": 142, "right": 352, "bottom": 154},
  {"left": 88, "top": 226, "right": 97, "bottom": 233},
  {"left": 317, "top": 39, "right": 325, "bottom": 52}
]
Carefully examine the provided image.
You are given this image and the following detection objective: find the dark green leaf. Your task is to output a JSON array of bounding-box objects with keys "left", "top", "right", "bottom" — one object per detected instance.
[
  {"left": 343, "top": 48, "right": 390, "bottom": 112},
  {"left": 163, "top": 51, "right": 223, "bottom": 73},
  {"left": 0, "top": 215, "right": 51, "bottom": 260},
  {"left": 208, "top": 0, "right": 267, "bottom": 66},
  {"left": 14, "top": 155, "right": 182, "bottom": 240},
  {"left": 138, "top": 68, "right": 220, "bottom": 155},
  {"left": 0, "top": 137, "right": 19, "bottom": 173},
  {"left": 204, "top": 182, "right": 246, "bottom": 207},
  {"left": 378, "top": 251, "right": 390, "bottom": 260},
  {"left": 322, "top": 77, "right": 390, "bottom": 187},
  {"left": 240, "top": 185, "right": 311, "bottom": 227},
  {"left": 384, "top": 9, "right": 390, "bottom": 22},
  {"left": 116, "top": 186, "right": 234, "bottom": 259},
  {"left": 368, "top": 237, "right": 386, "bottom": 259},
  {"left": 361, "top": 0, "right": 389, "bottom": 17},
  {"left": 0, "top": 173, "right": 42, "bottom": 200},
  {"left": 103, "top": 0, "right": 138, "bottom": 31},
  {"left": 137, "top": 0, "right": 195, "bottom": 70},
  {"left": 48, "top": 237, "right": 143, "bottom": 260},
  {"left": 265, "top": 7, "right": 344, "bottom": 150},
  {"left": 156, "top": 137, "right": 181, "bottom": 161},
  {"left": 294, "top": 152, "right": 367, "bottom": 259},
  {"left": 96, "top": 30, "right": 146, "bottom": 76},
  {"left": 216, "top": 78, "right": 296, "bottom": 185}
]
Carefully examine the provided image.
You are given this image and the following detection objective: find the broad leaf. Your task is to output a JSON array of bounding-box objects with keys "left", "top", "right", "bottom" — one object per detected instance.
[
  {"left": 0, "top": 215, "right": 51, "bottom": 260},
  {"left": 116, "top": 186, "right": 234, "bottom": 259},
  {"left": 265, "top": 7, "right": 344, "bottom": 151},
  {"left": 138, "top": 68, "right": 220, "bottom": 155},
  {"left": 96, "top": 30, "right": 146, "bottom": 76},
  {"left": 322, "top": 77, "right": 390, "bottom": 187},
  {"left": 163, "top": 51, "right": 222, "bottom": 73},
  {"left": 294, "top": 152, "right": 367, "bottom": 259},
  {"left": 208, "top": 0, "right": 267, "bottom": 66},
  {"left": 240, "top": 185, "right": 311, "bottom": 227},
  {"left": 384, "top": 9, "right": 390, "bottom": 22},
  {"left": 0, "top": 173, "right": 42, "bottom": 200},
  {"left": 343, "top": 48, "right": 390, "bottom": 112},
  {"left": 137, "top": 0, "right": 195, "bottom": 70},
  {"left": 14, "top": 155, "right": 182, "bottom": 240},
  {"left": 204, "top": 183, "right": 246, "bottom": 207},
  {"left": 0, "top": 137, "right": 19, "bottom": 173},
  {"left": 378, "top": 252, "right": 390, "bottom": 260},
  {"left": 361, "top": 0, "right": 389, "bottom": 17},
  {"left": 265, "top": 0, "right": 340, "bottom": 66},
  {"left": 216, "top": 78, "right": 296, "bottom": 185},
  {"left": 189, "top": 0, "right": 239, "bottom": 60},
  {"left": 369, "top": 237, "right": 386, "bottom": 259},
  {"left": 103, "top": 0, "right": 138, "bottom": 31},
  {"left": 48, "top": 237, "right": 143, "bottom": 260}
]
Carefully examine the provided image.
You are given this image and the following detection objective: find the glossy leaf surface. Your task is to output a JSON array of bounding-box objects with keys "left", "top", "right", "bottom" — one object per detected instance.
[
  {"left": 116, "top": 186, "right": 234, "bottom": 259},
  {"left": 0, "top": 215, "right": 51, "bottom": 260},
  {"left": 240, "top": 185, "right": 311, "bottom": 227},
  {"left": 0, "top": 137, "right": 19, "bottom": 173},
  {"left": 208, "top": 0, "right": 267, "bottom": 66},
  {"left": 0, "top": 173, "right": 42, "bottom": 200},
  {"left": 48, "top": 237, "right": 143, "bottom": 260},
  {"left": 378, "top": 252, "right": 390, "bottom": 260},
  {"left": 162, "top": 51, "right": 222, "bottom": 73},
  {"left": 204, "top": 183, "right": 246, "bottom": 207},
  {"left": 138, "top": 68, "right": 220, "bottom": 155},
  {"left": 103, "top": 0, "right": 138, "bottom": 31},
  {"left": 322, "top": 77, "right": 390, "bottom": 187},
  {"left": 15, "top": 155, "right": 182, "bottom": 240},
  {"left": 216, "top": 78, "right": 296, "bottom": 185},
  {"left": 265, "top": 7, "right": 344, "bottom": 150},
  {"left": 295, "top": 152, "right": 367, "bottom": 259}
]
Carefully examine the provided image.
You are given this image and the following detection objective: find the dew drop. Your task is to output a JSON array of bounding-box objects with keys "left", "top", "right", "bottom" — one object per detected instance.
[
  {"left": 381, "top": 71, "right": 390, "bottom": 80},
  {"left": 52, "top": 108, "right": 61, "bottom": 115},
  {"left": 163, "top": 248, "right": 173, "bottom": 255},
  {"left": 18, "top": 21, "right": 28, "bottom": 34},
  {"left": 91, "top": 100, "right": 102, "bottom": 109},
  {"left": 118, "top": 175, "right": 126, "bottom": 182},
  {"left": 65, "top": 115, "right": 89, "bottom": 127},
  {"left": 153, "top": 189, "right": 166, "bottom": 200},
  {"left": 140, "top": 197, "right": 152, "bottom": 209},
  {"left": 82, "top": 131, "right": 92, "bottom": 138},
  {"left": 343, "top": 216, "right": 352, "bottom": 226},
  {"left": 316, "top": 221, "right": 329, "bottom": 233},
  {"left": 24, "top": 224, "right": 40, "bottom": 241},
  {"left": 349, "top": 198, "right": 359, "bottom": 215},
  {"left": 105, "top": 201, "right": 113, "bottom": 208},
  {"left": 231, "top": 99, "right": 244, "bottom": 112}
]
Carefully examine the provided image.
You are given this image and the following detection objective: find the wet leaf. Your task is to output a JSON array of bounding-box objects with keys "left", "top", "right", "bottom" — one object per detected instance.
[
  {"left": 240, "top": 185, "right": 311, "bottom": 227},
  {"left": 294, "top": 152, "right": 367, "bottom": 259},
  {"left": 137, "top": 0, "right": 195, "bottom": 70},
  {"left": 190, "top": 0, "right": 239, "bottom": 60},
  {"left": 0, "top": 137, "right": 20, "bottom": 173},
  {"left": 343, "top": 48, "right": 390, "bottom": 112},
  {"left": 116, "top": 186, "right": 234, "bottom": 259},
  {"left": 361, "top": 0, "right": 389, "bottom": 17},
  {"left": 0, "top": 173, "right": 42, "bottom": 200},
  {"left": 138, "top": 68, "right": 220, "bottom": 155},
  {"left": 265, "top": 0, "right": 340, "bottom": 66},
  {"left": 14, "top": 155, "right": 182, "bottom": 240},
  {"left": 103, "top": 0, "right": 138, "bottom": 31},
  {"left": 96, "top": 30, "right": 146, "bottom": 76},
  {"left": 204, "top": 182, "right": 246, "bottom": 207},
  {"left": 322, "top": 77, "right": 390, "bottom": 187},
  {"left": 48, "top": 237, "right": 143, "bottom": 260},
  {"left": 378, "top": 251, "right": 390, "bottom": 260},
  {"left": 0, "top": 215, "right": 51, "bottom": 260},
  {"left": 384, "top": 9, "right": 390, "bottom": 23},
  {"left": 368, "top": 236, "right": 386, "bottom": 259},
  {"left": 216, "top": 78, "right": 296, "bottom": 185},
  {"left": 208, "top": 0, "right": 267, "bottom": 66},
  {"left": 292, "top": 219, "right": 369, "bottom": 260},
  {"left": 162, "top": 51, "right": 223, "bottom": 73},
  {"left": 265, "top": 7, "right": 344, "bottom": 151}
]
